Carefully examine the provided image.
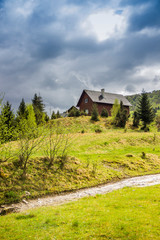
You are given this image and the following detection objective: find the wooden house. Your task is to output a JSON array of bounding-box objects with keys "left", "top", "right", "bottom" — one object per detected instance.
[{"left": 76, "top": 89, "right": 131, "bottom": 116}]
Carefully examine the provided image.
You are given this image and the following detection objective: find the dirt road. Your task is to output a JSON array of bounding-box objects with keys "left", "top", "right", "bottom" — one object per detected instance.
[{"left": 4, "top": 174, "right": 160, "bottom": 213}]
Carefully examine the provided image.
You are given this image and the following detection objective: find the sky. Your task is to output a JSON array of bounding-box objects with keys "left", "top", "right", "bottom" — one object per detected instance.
[{"left": 0, "top": 0, "right": 160, "bottom": 113}]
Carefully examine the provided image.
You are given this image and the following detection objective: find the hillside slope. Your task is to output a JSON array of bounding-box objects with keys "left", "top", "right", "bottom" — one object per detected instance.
[
  {"left": 126, "top": 90, "right": 160, "bottom": 111},
  {"left": 0, "top": 117, "right": 160, "bottom": 205}
]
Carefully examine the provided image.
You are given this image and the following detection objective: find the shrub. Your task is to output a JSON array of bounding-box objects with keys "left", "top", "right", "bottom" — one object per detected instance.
[
  {"left": 68, "top": 108, "right": 80, "bottom": 117},
  {"left": 80, "top": 110, "right": 87, "bottom": 116},
  {"left": 101, "top": 108, "right": 108, "bottom": 118},
  {"left": 95, "top": 127, "right": 102, "bottom": 133},
  {"left": 113, "top": 101, "right": 128, "bottom": 128},
  {"left": 91, "top": 104, "right": 99, "bottom": 121},
  {"left": 4, "top": 191, "right": 20, "bottom": 203},
  {"left": 133, "top": 111, "right": 139, "bottom": 127}
]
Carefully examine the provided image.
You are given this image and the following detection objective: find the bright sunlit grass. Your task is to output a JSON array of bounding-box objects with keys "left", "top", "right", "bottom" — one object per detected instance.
[
  {"left": 0, "top": 117, "right": 160, "bottom": 204},
  {"left": 0, "top": 185, "right": 160, "bottom": 240}
]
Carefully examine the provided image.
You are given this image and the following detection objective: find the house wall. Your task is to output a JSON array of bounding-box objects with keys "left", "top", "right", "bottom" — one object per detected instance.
[
  {"left": 96, "top": 103, "right": 113, "bottom": 116},
  {"left": 78, "top": 91, "right": 94, "bottom": 115},
  {"left": 78, "top": 92, "right": 130, "bottom": 116}
]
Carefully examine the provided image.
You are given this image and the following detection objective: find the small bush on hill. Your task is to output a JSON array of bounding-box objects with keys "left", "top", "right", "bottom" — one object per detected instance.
[
  {"left": 133, "top": 111, "right": 139, "bottom": 127},
  {"left": 113, "top": 101, "right": 128, "bottom": 128},
  {"left": 4, "top": 191, "right": 20, "bottom": 203},
  {"left": 80, "top": 110, "right": 87, "bottom": 116},
  {"left": 101, "top": 108, "right": 108, "bottom": 118},
  {"left": 91, "top": 104, "right": 99, "bottom": 121},
  {"left": 68, "top": 108, "right": 80, "bottom": 117}
]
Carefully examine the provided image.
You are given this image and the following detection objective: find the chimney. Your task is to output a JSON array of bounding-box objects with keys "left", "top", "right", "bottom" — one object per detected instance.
[{"left": 101, "top": 89, "right": 105, "bottom": 98}]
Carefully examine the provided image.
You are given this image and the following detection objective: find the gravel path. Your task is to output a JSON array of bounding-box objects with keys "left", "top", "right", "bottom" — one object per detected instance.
[{"left": 5, "top": 174, "right": 160, "bottom": 213}]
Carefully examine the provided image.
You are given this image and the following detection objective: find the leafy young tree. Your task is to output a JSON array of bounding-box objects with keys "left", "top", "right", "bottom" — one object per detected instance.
[
  {"left": 44, "top": 121, "right": 71, "bottom": 169},
  {"left": 136, "top": 91, "right": 154, "bottom": 130},
  {"left": 111, "top": 99, "right": 120, "bottom": 119},
  {"left": 113, "top": 101, "right": 128, "bottom": 128},
  {"left": 26, "top": 104, "right": 37, "bottom": 128},
  {"left": 91, "top": 104, "right": 99, "bottom": 121},
  {"left": 17, "top": 123, "right": 44, "bottom": 178}
]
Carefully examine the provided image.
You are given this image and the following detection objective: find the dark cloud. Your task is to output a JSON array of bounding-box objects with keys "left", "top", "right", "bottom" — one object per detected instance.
[
  {"left": 120, "top": 0, "right": 160, "bottom": 32},
  {"left": 120, "top": 0, "right": 150, "bottom": 6},
  {"left": 125, "top": 84, "right": 136, "bottom": 93},
  {"left": 0, "top": 0, "right": 160, "bottom": 112},
  {"left": 129, "top": 1, "right": 160, "bottom": 31}
]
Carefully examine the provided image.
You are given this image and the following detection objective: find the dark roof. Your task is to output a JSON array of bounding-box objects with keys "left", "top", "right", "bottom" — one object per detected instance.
[{"left": 77, "top": 89, "right": 132, "bottom": 106}]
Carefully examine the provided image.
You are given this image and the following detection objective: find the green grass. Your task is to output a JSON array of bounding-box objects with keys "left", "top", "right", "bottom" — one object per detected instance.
[
  {"left": 0, "top": 185, "right": 160, "bottom": 239},
  {"left": 0, "top": 117, "right": 160, "bottom": 204}
]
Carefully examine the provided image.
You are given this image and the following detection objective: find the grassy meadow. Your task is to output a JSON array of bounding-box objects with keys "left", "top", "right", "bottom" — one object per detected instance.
[
  {"left": 0, "top": 185, "right": 160, "bottom": 239},
  {"left": 0, "top": 116, "right": 160, "bottom": 204}
]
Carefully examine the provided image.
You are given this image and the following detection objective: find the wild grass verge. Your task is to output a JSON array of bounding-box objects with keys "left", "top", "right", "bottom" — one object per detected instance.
[{"left": 0, "top": 185, "right": 159, "bottom": 239}]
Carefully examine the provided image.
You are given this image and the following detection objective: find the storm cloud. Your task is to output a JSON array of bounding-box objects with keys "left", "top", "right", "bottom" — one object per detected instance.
[{"left": 0, "top": 0, "right": 160, "bottom": 113}]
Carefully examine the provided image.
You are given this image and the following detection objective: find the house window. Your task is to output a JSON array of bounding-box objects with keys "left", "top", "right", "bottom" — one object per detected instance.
[
  {"left": 85, "top": 109, "right": 89, "bottom": 114},
  {"left": 85, "top": 98, "right": 88, "bottom": 103}
]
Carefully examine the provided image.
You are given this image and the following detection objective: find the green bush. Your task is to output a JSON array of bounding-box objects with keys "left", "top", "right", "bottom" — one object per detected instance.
[
  {"left": 101, "top": 108, "right": 108, "bottom": 118},
  {"left": 91, "top": 104, "right": 99, "bottom": 121},
  {"left": 4, "top": 191, "right": 20, "bottom": 203}
]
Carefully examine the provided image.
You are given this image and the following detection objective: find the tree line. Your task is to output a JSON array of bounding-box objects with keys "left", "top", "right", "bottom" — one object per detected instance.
[{"left": 0, "top": 93, "right": 61, "bottom": 143}]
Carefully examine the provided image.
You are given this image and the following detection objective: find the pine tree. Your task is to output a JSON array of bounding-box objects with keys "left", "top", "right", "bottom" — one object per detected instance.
[
  {"left": 51, "top": 111, "right": 56, "bottom": 119},
  {"left": 32, "top": 93, "right": 45, "bottom": 125},
  {"left": 136, "top": 91, "right": 154, "bottom": 130},
  {"left": 17, "top": 98, "right": 28, "bottom": 120},
  {"left": 56, "top": 110, "right": 61, "bottom": 119},
  {"left": 0, "top": 101, "right": 15, "bottom": 142},
  {"left": 44, "top": 112, "right": 49, "bottom": 122},
  {"left": 91, "top": 104, "right": 99, "bottom": 121}
]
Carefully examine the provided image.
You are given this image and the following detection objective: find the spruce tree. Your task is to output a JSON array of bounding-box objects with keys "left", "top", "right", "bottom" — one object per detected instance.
[
  {"left": 51, "top": 111, "right": 56, "bottom": 119},
  {"left": 56, "top": 110, "right": 61, "bottom": 119},
  {"left": 136, "top": 91, "right": 154, "bottom": 130},
  {"left": 0, "top": 101, "right": 15, "bottom": 142},
  {"left": 17, "top": 98, "right": 28, "bottom": 120},
  {"left": 32, "top": 93, "right": 45, "bottom": 125}
]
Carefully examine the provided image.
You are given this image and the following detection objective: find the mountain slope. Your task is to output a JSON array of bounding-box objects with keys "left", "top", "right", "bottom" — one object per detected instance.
[{"left": 126, "top": 90, "right": 160, "bottom": 111}]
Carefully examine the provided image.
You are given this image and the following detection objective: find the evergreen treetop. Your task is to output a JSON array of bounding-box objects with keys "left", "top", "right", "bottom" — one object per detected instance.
[
  {"left": 17, "top": 98, "right": 28, "bottom": 119},
  {"left": 136, "top": 91, "right": 154, "bottom": 129}
]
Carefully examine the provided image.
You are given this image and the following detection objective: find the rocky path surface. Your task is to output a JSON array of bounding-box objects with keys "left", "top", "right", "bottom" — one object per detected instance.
[{"left": 2, "top": 174, "right": 160, "bottom": 214}]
